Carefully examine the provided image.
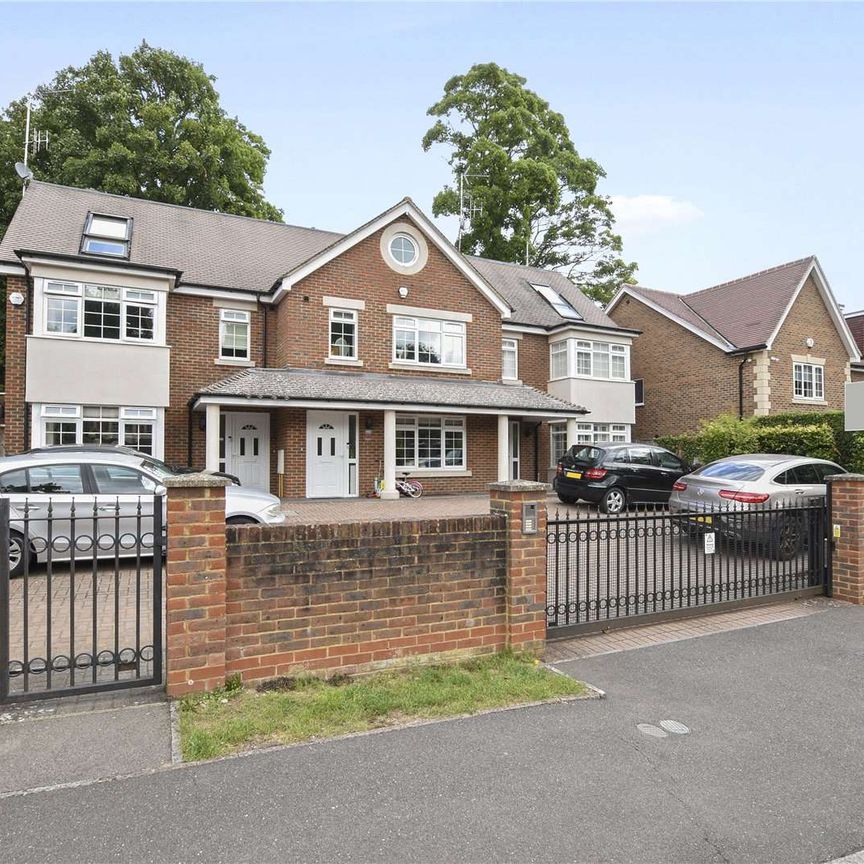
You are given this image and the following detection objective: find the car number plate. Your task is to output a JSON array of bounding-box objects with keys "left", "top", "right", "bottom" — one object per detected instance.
[
  {"left": 695, "top": 515, "right": 713, "bottom": 525},
  {"left": 565, "top": 471, "right": 582, "bottom": 480}
]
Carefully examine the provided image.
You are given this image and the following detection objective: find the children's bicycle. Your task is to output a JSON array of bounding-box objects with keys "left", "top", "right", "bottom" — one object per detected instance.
[{"left": 373, "top": 471, "right": 424, "bottom": 498}]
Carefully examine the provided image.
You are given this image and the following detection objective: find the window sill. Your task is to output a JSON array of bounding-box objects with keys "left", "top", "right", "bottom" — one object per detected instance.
[
  {"left": 389, "top": 363, "right": 472, "bottom": 375},
  {"left": 215, "top": 358, "right": 255, "bottom": 367},
  {"left": 399, "top": 469, "right": 473, "bottom": 478},
  {"left": 792, "top": 398, "right": 827, "bottom": 405},
  {"left": 502, "top": 378, "right": 522, "bottom": 385},
  {"left": 325, "top": 357, "right": 364, "bottom": 367}
]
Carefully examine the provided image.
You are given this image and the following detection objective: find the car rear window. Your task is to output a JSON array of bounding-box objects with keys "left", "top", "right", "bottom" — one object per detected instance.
[
  {"left": 697, "top": 462, "right": 765, "bottom": 481},
  {"left": 565, "top": 446, "right": 603, "bottom": 464}
]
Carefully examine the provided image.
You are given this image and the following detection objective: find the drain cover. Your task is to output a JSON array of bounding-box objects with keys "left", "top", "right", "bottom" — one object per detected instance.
[
  {"left": 659, "top": 720, "right": 690, "bottom": 735},
  {"left": 636, "top": 723, "right": 668, "bottom": 738}
]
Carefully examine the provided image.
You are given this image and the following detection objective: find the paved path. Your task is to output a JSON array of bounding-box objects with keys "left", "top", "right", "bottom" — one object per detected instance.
[{"left": 2, "top": 605, "right": 864, "bottom": 862}]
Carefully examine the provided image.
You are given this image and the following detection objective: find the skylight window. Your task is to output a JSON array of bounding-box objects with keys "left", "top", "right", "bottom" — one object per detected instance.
[
  {"left": 531, "top": 284, "right": 583, "bottom": 320},
  {"left": 81, "top": 213, "right": 132, "bottom": 258}
]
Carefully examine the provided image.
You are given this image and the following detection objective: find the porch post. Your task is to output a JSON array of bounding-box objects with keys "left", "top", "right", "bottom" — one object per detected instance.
[
  {"left": 205, "top": 404, "right": 220, "bottom": 472},
  {"left": 566, "top": 417, "right": 578, "bottom": 449},
  {"left": 381, "top": 409, "right": 399, "bottom": 500},
  {"left": 497, "top": 414, "right": 510, "bottom": 482}
]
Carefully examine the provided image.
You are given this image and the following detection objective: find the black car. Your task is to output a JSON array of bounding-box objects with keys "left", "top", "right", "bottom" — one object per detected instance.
[{"left": 554, "top": 443, "right": 694, "bottom": 514}]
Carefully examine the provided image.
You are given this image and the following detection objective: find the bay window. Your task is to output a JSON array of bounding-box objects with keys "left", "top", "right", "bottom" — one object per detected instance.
[
  {"left": 43, "top": 280, "right": 157, "bottom": 342},
  {"left": 793, "top": 362, "right": 824, "bottom": 400},
  {"left": 395, "top": 416, "right": 466, "bottom": 470},
  {"left": 550, "top": 337, "right": 629, "bottom": 380},
  {"left": 39, "top": 405, "right": 160, "bottom": 456},
  {"left": 550, "top": 341, "right": 568, "bottom": 379},
  {"left": 393, "top": 317, "right": 465, "bottom": 368}
]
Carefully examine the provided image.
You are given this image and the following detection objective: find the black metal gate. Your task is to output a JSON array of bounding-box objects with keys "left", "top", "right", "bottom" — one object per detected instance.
[
  {"left": 0, "top": 496, "right": 163, "bottom": 702},
  {"left": 546, "top": 500, "right": 830, "bottom": 637}
]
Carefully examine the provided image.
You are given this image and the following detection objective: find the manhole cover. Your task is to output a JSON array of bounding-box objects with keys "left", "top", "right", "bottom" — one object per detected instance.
[
  {"left": 636, "top": 723, "right": 668, "bottom": 738},
  {"left": 659, "top": 720, "right": 690, "bottom": 735}
]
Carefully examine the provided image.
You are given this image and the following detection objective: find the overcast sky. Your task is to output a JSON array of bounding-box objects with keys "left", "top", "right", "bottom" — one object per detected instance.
[{"left": 4, "top": 2, "right": 862, "bottom": 309}]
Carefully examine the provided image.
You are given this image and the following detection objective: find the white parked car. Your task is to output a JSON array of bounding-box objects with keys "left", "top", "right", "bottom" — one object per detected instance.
[{"left": 0, "top": 446, "right": 285, "bottom": 577}]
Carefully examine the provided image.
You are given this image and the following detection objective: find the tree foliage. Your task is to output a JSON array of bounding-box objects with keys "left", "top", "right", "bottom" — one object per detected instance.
[
  {"left": 0, "top": 42, "right": 282, "bottom": 238},
  {"left": 423, "top": 63, "right": 636, "bottom": 304}
]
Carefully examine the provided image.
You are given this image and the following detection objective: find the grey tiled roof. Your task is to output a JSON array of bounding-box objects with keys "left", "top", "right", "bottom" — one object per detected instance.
[
  {"left": 626, "top": 257, "right": 817, "bottom": 351},
  {"left": 467, "top": 256, "right": 628, "bottom": 331},
  {"left": 0, "top": 181, "right": 342, "bottom": 292},
  {"left": 0, "top": 182, "right": 630, "bottom": 332},
  {"left": 197, "top": 367, "right": 587, "bottom": 416}
]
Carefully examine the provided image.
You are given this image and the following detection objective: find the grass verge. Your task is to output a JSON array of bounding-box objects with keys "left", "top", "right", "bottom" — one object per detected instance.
[{"left": 179, "top": 652, "right": 585, "bottom": 761}]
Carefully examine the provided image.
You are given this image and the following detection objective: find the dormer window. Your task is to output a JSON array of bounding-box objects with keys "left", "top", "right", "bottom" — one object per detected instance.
[
  {"left": 81, "top": 213, "right": 132, "bottom": 258},
  {"left": 531, "top": 284, "right": 582, "bottom": 320}
]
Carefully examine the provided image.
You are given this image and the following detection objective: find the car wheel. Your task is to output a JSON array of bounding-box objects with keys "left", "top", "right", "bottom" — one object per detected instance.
[
  {"left": 771, "top": 515, "right": 804, "bottom": 561},
  {"left": 599, "top": 487, "right": 626, "bottom": 515},
  {"left": 9, "top": 531, "right": 28, "bottom": 579},
  {"left": 557, "top": 493, "right": 578, "bottom": 506},
  {"left": 226, "top": 516, "right": 258, "bottom": 526}
]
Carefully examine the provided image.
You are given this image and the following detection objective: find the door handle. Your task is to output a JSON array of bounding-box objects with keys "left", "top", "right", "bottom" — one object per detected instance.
[{"left": 794, "top": 489, "right": 805, "bottom": 495}]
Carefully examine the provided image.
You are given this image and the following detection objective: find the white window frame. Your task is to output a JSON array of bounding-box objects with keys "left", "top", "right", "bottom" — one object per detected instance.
[
  {"left": 219, "top": 309, "right": 251, "bottom": 361},
  {"left": 394, "top": 415, "right": 466, "bottom": 471},
  {"left": 502, "top": 338, "right": 519, "bottom": 381},
  {"left": 392, "top": 316, "right": 466, "bottom": 369},
  {"left": 42, "top": 279, "right": 158, "bottom": 343},
  {"left": 550, "top": 423, "right": 568, "bottom": 466},
  {"left": 328, "top": 308, "right": 358, "bottom": 360},
  {"left": 550, "top": 340, "right": 568, "bottom": 380},
  {"left": 36, "top": 404, "right": 163, "bottom": 457},
  {"left": 388, "top": 233, "right": 419, "bottom": 267},
  {"left": 793, "top": 361, "right": 825, "bottom": 401}
]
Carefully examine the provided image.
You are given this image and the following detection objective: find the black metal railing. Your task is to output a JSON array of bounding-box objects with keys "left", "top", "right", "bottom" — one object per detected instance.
[
  {"left": 546, "top": 499, "right": 829, "bottom": 634},
  {"left": 0, "top": 495, "right": 163, "bottom": 702}
]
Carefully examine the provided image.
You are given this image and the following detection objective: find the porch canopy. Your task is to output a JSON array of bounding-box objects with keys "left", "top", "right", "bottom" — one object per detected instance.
[{"left": 192, "top": 367, "right": 588, "bottom": 498}]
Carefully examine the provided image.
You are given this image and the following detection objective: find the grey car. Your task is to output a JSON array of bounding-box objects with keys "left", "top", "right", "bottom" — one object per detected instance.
[
  {"left": 0, "top": 447, "right": 286, "bottom": 577},
  {"left": 668, "top": 453, "right": 845, "bottom": 559}
]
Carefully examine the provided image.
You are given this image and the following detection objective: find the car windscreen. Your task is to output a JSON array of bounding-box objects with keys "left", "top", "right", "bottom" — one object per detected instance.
[
  {"left": 696, "top": 462, "right": 765, "bottom": 482},
  {"left": 141, "top": 458, "right": 175, "bottom": 480}
]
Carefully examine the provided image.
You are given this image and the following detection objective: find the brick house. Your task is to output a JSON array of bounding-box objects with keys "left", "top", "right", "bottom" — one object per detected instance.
[
  {"left": 606, "top": 256, "right": 861, "bottom": 441},
  {"left": 0, "top": 181, "right": 638, "bottom": 497},
  {"left": 845, "top": 308, "right": 864, "bottom": 383}
]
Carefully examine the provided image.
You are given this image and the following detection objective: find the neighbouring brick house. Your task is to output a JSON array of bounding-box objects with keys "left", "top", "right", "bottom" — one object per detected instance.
[
  {"left": 606, "top": 256, "right": 861, "bottom": 441},
  {"left": 0, "top": 181, "right": 638, "bottom": 497},
  {"left": 845, "top": 308, "right": 864, "bottom": 383}
]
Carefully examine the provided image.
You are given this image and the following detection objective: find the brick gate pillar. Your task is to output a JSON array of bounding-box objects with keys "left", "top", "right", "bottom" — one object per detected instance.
[
  {"left": 490, "top": 481, "right": 548, "bottom": 655},
  {"left": 828, "top": 474, "right": 864, "bottom": 604},
  {"left": 163, "top": 473, "right": 230, "bottom": 697}
]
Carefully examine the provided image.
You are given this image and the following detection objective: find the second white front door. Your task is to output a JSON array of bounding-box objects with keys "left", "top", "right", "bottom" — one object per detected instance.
[
  {"left": 306, "top": 411, "right": 358, "bottom": 498},
  {"left": 224, "top": 413, "right": 271, "bottom": 491}
]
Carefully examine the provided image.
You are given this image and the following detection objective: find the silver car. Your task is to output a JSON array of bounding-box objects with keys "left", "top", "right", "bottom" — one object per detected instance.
[
  {"left": 668, "top": 453, "right": 845, "bottom": 559},
  {"left": 0, "top": 447, "right": 286, "bottom": 577}
]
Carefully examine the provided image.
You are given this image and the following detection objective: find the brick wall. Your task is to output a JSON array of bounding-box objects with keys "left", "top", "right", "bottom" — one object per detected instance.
[
  {"left": 4, "top": 274, "right": 29, "bottom": 454},
  {"left": 165, "top": 294, "right": 266, "bottom": 468},
  {"left": 608, "top": 294, "right": 749, "bottom": 439},
  {"left": 270, "top": 216, "right": 505, "bottom": 382},
  {"left": 769, "top": 276, "right": 851, "bottom": 414},
  {"left": 223, "top": 515, "right": 508, "bottom": 681},
  {"left": 829, "top": 474, "right": 864, "bottom": 605}
]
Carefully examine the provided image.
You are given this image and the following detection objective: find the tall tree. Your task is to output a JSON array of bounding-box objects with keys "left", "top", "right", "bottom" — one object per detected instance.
[
  {"left": 423, "top": 63, "right": 636, "bottom": 304},
  {"left": 0, "top": 42, "right": 282, "bottom": 238}
]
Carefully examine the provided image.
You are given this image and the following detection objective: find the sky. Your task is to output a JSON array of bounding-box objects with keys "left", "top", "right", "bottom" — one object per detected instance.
[{"left": 2, "top": 2, "right": 863, "bottom": 310}]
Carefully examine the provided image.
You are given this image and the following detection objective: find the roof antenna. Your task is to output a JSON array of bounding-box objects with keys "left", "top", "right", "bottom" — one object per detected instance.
[
  {"left": 457, "top": 169, "right": 487, "bottom": 252},
  {"left": 14, "top": 161, "right": 33, "bottom": 191},
  {"left": 19, "top": 88, "right": 72, "bottom": 192}
]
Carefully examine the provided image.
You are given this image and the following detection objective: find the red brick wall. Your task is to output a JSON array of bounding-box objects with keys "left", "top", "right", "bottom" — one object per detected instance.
[
  {"left": 768, "top": 276, "right": 851, "bottom": 414},
  {"left": 165, "top": 295, "right": 266, "bottom": 468},
  {"left": 829, "top": 475, "right": 864, "bottom": 605},
  {"left": 515, "top": 333, "right": 552, "bottom": 481},
  {"left": 3, "top": 274, "right": 29, "bottom": 454},
  {"left": 224, "top": 515, "right": 508, "bottom": 681},
  {"left": 270, "top": 217, "right": 504, "bottom": 382}
]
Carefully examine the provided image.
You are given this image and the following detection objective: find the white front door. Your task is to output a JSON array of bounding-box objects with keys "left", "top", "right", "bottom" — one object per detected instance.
[
  {"left": 306, "top": 410, "right": 353, "bottom": 498},
  {"left": 509, "top": 420, "right": 521, "bottom": 480},
  {"left": 225, "top": 413, "right": 270, "bottom": 491}
]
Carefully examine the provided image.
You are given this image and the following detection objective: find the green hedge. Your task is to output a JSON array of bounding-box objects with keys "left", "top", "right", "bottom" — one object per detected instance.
[{"left": 656, "top": 411, "right": 860, "bottom": 469}]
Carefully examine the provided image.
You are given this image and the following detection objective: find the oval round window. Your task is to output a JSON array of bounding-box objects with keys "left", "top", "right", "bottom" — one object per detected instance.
[{"left": 389, "top": 233, "right": 418, "bottom": 266}]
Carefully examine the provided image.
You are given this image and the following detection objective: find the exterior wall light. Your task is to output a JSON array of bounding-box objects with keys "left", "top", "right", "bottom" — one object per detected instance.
[
  {"left": 398, "top": 286, "right": 409, "bottom": 299},
  {"left": 8, "top": 291, "right": 24, "bottom": 306}
]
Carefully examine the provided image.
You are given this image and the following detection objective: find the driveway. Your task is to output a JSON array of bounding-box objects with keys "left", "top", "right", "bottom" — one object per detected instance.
[{"left": 2, "top": 604, "right": 864, "bottom": 863}]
